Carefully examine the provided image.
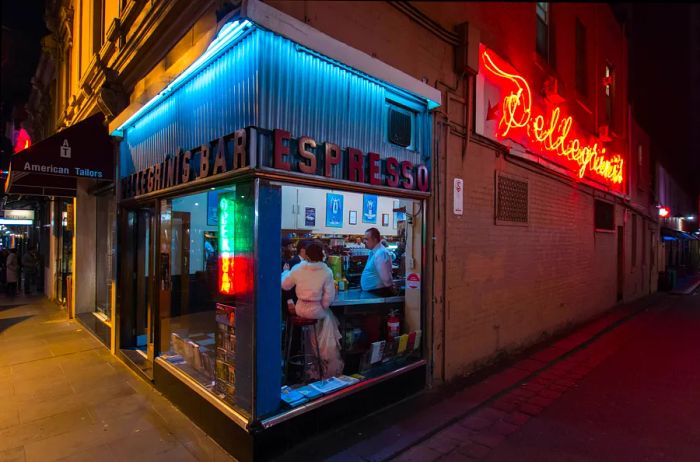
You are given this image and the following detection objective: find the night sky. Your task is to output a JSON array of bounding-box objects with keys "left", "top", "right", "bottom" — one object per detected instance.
[
  {"left": 1, "top": 0, "right": 47, "bottom": 124},
  {"left": 624, "top": 3, "right": 700, "bottom": 196},
  {"left": 0, "top": 2, "right": 697, "bottom": 195}
]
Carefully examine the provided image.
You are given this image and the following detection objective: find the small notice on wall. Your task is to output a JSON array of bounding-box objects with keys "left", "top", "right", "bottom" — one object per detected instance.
[
  {"left": 453, "top": 178, "right": 464, "bottom": 215},
  {"left": 407, "top": 272, "right": 421, "bottom": 290}
]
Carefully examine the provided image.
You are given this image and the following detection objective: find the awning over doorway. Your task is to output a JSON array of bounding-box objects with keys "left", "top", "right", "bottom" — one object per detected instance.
[{"left": 4, "top": 114, "right": 114, "bottom": 197}]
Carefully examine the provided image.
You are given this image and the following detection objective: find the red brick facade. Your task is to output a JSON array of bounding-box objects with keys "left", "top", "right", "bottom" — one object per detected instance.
[{"left": 247, "top": 2, "right": 661, "bottom": 381}]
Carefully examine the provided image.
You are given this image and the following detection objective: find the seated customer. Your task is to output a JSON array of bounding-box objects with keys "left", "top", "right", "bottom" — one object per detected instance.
[
  {"left": 360, "top": 227, "right": 394, "bottom": 296},
  {"left": 281, "top": 240, "right": 343, "bottom": 378}
]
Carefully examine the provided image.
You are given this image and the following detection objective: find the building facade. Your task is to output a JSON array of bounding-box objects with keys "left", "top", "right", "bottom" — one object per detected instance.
[{"left": 19, "top": 1, "right": 685, "bottom": 459}]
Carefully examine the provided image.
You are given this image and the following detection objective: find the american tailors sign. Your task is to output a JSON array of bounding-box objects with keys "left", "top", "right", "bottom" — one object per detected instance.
[
  {"left": 475, "top": 45, "right": 624, "bottom": 190},
  {"left": 121, "top": 127, "right": 430, "bottom": 199}
]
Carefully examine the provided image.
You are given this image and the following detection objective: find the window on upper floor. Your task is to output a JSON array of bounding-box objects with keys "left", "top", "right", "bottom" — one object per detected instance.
[
  {"left": 604, "top": 64, "right": 615, "bottom": 129},
  {"left": 536, "top": 3, "right": 550, "bottom": 61},
  {"left": 93, "top": 0, "right": 105, "bottom": 55},
  {"left": 575, "top": 18, "right": 587, "bottom": 98}
]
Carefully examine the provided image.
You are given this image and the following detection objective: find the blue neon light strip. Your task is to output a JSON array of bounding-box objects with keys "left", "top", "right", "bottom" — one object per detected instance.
[{"left": 113, "top": 20, "right": 253, "bottom": 135}]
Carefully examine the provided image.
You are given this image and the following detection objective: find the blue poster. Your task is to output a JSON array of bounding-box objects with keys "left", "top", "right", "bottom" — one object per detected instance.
[
  {"left": 326, "top": 193, "right": 343, "bottom": 228},
  {"left": 207, "top": 190, "right": 219, "bottom": 226},
  {"left": 362, "top": 194, "right": 378, "bottom": 223}
]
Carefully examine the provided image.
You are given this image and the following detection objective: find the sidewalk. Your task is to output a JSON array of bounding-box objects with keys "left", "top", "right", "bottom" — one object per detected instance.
[
  {"left": 277, "top": 283, "right": 700, "bottom": 462},
  {"left": 0, "top": 297, "right": 234, "bottom": 462}
]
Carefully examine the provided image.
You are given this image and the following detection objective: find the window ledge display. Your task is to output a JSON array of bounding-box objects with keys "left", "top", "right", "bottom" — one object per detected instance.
[
  {"left": 155, "top": 356, "right": 250, "bottom": 429},
  {"left": 264, "top": 358, "right": 426, "bottom": 429}
]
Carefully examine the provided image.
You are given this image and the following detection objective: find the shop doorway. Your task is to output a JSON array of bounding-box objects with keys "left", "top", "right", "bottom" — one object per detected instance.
[{"left": 120, "top": 205, "right": 156, "bottom": 378}]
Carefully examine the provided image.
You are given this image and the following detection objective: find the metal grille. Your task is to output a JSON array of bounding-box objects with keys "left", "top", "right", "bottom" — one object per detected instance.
[
  {"left": 388, "top": 107, "right": 412, "bottom": 147},
  {"left": 496, "top": 174, "right": 528, "bottom": 224}
]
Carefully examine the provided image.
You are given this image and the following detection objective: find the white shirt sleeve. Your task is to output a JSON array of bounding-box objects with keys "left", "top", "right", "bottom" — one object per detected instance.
[
  {"left": 281, "top": 268, "right": 296, "bottom": 290},
  {"left": 374, "top": 249, "right": 394, "bottom": 287}
]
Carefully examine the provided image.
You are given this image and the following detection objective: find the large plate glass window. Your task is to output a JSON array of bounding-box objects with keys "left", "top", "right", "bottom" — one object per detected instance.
[
  {"left": 157, "top": 184, "right": 254, "bottom": 418},
  {"left": 277, "top": 183, "right": 424, "bottom": 412}
]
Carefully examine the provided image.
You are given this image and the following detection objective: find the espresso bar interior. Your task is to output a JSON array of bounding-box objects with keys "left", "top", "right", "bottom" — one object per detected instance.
[
  {"left": 278, "top": 183, "right": 423, "bottom": 408},
  {"left": 153, "top": 180, "right": 424, "bottom": 419}
]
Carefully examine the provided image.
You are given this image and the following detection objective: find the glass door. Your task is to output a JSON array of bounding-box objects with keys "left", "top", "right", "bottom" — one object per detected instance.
[{"left": 120, "top": 205, "right": 156, "bottom": 378}]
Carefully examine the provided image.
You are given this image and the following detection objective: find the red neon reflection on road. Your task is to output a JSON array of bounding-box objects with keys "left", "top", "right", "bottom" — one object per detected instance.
[{"left": 481, "top": 49, "right": 624, "bottom": 185}]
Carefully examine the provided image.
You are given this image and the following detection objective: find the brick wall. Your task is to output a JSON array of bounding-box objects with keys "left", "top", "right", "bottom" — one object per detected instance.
[{"left": 260, "top": 1, "right": 658, "bottom": 382}]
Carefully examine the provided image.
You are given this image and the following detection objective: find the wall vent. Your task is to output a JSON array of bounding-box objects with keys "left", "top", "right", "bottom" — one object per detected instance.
[{"left": 495, "top": 172, "right": 529, "bottom": 225}]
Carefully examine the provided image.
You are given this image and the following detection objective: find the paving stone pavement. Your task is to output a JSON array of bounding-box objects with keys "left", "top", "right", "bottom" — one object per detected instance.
[
  {"left": 0, "top": 297, "right": 235, "bottom": 462},
  {"left": 389, "top": 289, "right": 700, "bottom": 462}
]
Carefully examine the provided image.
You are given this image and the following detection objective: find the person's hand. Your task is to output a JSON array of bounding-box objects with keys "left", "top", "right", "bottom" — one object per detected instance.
[
  {"left": 283, "top": 263, "right": 290, "bottom": 271},
  {"left": 286, "top": 299, "right": 296, "bottom": 315}
]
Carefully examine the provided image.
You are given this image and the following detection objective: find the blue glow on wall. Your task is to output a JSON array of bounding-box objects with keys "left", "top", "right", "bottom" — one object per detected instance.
[{"left": 118, "top": 23, "right": 434, "bottom": 179}]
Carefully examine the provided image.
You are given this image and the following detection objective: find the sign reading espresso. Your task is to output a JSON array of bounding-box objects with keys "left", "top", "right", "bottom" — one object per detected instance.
[{"left": 121, "top": 127, "right": 430, "bottom": 199}]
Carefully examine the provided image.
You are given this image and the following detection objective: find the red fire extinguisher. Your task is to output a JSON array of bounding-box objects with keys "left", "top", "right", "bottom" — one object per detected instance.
[{"left": 386, "top": 310, "right": 400, "bottom": 340}]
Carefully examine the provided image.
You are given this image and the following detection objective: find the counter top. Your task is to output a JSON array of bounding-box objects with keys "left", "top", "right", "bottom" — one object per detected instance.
[{"left": 331, "top": 288, "right": 404, "bottom": 306}]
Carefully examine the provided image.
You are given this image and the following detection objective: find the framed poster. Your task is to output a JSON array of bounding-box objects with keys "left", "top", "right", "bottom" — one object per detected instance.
[
  {"left": 326, "top": 193, "right": 344, "bottom": 227},
  {"left": 392, "top": 199, "right": 406, "bottom": 229},
  {"left": 349, "top": 210, "right": 357, "bottom": 225},
  {"left": 305, "top": 207, "right": 316, "bottom": 227},
  {"left": 382, "top": 213, "right": 390, "bottom": 226},
  {"left": 362, "top": 194, "right": 378, "bottom": 223},
  {"left": 207, "top": 190, "right": 220, "bottom": 226}
]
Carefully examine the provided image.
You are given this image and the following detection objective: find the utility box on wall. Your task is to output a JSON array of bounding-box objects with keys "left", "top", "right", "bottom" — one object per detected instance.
[{"left": 455, "top": 22, "right": 480, "bottom": 75}]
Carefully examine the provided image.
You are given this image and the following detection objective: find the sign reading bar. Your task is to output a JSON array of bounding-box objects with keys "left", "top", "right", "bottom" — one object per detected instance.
[{"left": 121, "top": 127, "right": 431, "bottom": 199}]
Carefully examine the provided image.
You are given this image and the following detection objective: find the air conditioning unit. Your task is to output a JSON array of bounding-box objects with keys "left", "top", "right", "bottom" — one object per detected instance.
[{"left": 598, "top": 125, "right": 612, "bottom": 142}]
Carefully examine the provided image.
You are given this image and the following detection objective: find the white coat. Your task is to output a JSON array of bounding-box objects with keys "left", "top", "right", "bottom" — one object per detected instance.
[{"left": 281, "top": 261, "right": 344, "bottom": 378}]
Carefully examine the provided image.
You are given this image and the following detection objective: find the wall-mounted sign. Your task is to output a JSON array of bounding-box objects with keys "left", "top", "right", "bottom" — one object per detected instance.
[
  {"left": 121, "top": 126, "right": 432, "bottom": 200},
  {"left": 218, "top": 193, "right": 236, "bottom": 295},
  {"left": 362, "top": 194, "right": 378, "bottom": 223},
  {"left": 476, "top": 45, "right": 624, "bottom": 189},
  {"left": 453, "top": 178, "right": 463, "bottom": 215},
  {"left": 271, "top": 129, "right": 430, "bottom": 192},
  {"left": 305, "top": 207, "right": 316, "bottom": 227},
  {"left": 407, "top": 272, "right": 421, "bottom": 290},
  {"left": 325, "top": 193, "right": 343, "bottom": 228},
  {"left": 3, "top": 210, "right": 35, "bottom": 221}
]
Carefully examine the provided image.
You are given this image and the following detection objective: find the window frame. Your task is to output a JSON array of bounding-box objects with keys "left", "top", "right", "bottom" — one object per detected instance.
[{"left": 536, "top": 2, "right": 551, "bottom": 61}]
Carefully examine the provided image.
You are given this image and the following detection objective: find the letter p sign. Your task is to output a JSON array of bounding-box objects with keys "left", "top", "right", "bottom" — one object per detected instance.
[{"left": 60, "top": 140, "right": 72, "bottom": 158}]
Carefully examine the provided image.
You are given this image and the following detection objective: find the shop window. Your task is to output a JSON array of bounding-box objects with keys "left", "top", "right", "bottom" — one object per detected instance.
[
  {"left": 536, "top": 3, "right": 550, "bottom": 61},
  {"left": 387, "top": 103, "right": 414, "bottom": 149},
  {"left": 575, "top": 18, "right": 587, "bottom": 97},
  {"left": 495, "top": 172, "right": 529, "bottom": 225},
  {"left": 157, "top": 185, "right": 253, "bottom": 417},
  {"left": 604, "top": 64, "right": 615, "bottom": 129},
  {"left": 95, "top": 193, "right": 115, "bottom": 319},
  {"left": 594, "top": 199, "right": 614, "bottom": 231},
  {"left": 279, "top": 184, "right": 423, "bottom": 411}
]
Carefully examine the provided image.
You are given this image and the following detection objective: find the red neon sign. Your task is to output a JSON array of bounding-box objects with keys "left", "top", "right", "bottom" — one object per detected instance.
[
  {"left": 658, "top": 207, "right": 670, "bottom": 218},
  {"left": 481, "top": 49, "right": 624, "bottom": 186},
  {"left": 13, "top": 128, "right": 31, "bottom": 153}
]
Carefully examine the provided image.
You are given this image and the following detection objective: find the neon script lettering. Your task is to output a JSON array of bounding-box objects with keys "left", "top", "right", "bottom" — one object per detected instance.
[{"left": 482, "top": 50, "right": 624, "bottom": 185}]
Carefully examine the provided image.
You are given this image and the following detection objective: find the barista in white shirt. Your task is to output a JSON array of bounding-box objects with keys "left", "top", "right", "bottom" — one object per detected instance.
[{"left": 360, "top": 227, "right": 394, "bottom": 295}]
